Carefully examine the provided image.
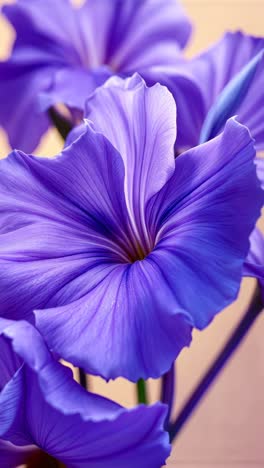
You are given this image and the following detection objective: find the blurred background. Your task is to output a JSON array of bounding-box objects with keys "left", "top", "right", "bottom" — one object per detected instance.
[{"left": 0, "top": 1, "right": 264, "bottom": 467}]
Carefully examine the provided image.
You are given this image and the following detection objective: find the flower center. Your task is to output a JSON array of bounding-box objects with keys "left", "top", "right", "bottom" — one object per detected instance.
[{"left": 26, "top": 450, "right": 65, "bottom": 468}]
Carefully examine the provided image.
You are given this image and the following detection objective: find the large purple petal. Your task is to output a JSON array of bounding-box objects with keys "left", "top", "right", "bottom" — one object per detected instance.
[
  {"left": 146, "top": 118, "right": 263, "bottom": 328},
  {"left": 0, "top": 320, "right": 170, "bottom": 467},
  {"left": 0, "top": 126, "right": 129, "bottom": 318},
  {"left": 35, "top": 262, "right": 192, "bottom": 381}
]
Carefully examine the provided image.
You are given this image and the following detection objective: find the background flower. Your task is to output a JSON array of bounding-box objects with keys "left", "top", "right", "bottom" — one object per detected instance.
[
  {"left": 144, "top": 31, "right": 264, "bottom": 150},
  {"left": 0, "top": 0, "right": 192, "bottom": 152},
  {"left": 0, "top": 319, "right": 170, "bottom": 467}
]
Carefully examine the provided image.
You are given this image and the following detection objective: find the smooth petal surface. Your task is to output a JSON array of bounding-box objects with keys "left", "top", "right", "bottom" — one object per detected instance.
[
  {"left": 35, "top": 263, "right": 192, "bottom": 381},
  {"left": 147, "top": 118, "right": 263, "bottom": 328},
  {"left": 85, "top": 74, "right": 176, "bottom": 234},
  {"left": 0, "top": 320, "right": 170, "bottom": 467}
]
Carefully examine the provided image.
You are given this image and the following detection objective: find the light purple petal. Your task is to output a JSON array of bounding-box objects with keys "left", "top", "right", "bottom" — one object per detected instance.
[
  {"left": 0, "top": 320, "right": 170, "bottom": 467},
  {"left": 147, "top": 118, "right": 263, "bottom": 328},
  {"left": 85, "top": 74, "right": 176, "bottom": 241}
]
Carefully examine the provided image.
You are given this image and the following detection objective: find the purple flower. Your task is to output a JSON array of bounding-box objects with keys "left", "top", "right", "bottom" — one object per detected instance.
[
  {"left": 0, "top": 75, "right": 262, "bottom": 381},
  {"left": 144, "top": 32, "right": 264, "bottom": 150},
  {"left": 0, "top": 318, "right": 170, "bottom": 467},
  {"left": 0, "top": 0, "right": 192, "bottom": 152}
]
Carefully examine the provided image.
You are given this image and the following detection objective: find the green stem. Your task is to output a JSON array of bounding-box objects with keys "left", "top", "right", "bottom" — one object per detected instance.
[{"left": 136, "top": 379, "right": 148, "bottom": 404}]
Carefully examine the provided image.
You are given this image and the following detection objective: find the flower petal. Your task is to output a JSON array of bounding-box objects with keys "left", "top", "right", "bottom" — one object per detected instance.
[
  {"left": 0, "top": 126, "right": 129, "bottom": 318},
  {"left": 150, "top": 32, "right": 264, "bottom": 150},
  {"left": 147, "top": 118, "right": 263, "bottom": 328},
  {"left": 35, "top": 261, "right": 192, "bottom": 381},
  {"left": 85, "top": 74, "right": 177, "bottom": 229},
  {"left": 0, "top": 320, "right": 171, "bottom": 467},
  {"left": 200, "top": 49, "right": 264, "bottom": 143}
]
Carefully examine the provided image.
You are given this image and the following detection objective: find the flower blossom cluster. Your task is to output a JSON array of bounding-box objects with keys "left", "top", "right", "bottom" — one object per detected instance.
[{"left": 0, "top": 0, "right": 263, "bottom": 466}]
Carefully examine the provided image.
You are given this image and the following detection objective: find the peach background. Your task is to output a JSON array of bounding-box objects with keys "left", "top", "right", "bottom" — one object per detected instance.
[{"left": 1, "top": 1, "right": 264, "bottom": 467}]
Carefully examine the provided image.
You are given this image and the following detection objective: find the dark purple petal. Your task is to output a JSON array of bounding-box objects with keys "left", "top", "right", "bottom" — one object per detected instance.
[
  {"left": 147, "top": 118, "right": 263, "bottom": 328},
  {"left": 0, "top": 320, "right": 170, "bottom": 467}
]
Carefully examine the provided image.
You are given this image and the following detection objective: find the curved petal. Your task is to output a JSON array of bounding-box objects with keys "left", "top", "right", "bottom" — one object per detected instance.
[
  {"left": 0, "top": 126, "right": 130, "bottom": 318},
  {"left": 78, "top": 0, "right": 192, "bottom": 71},
  {"left": 146, "top": 118, "right": 263, "bottom": 328},
  {"left": 85, "top": 74, "right": 177, "bottom": 239},
  {"left": 0, "top": 320, "right": 171, "bottom": 467},
  {"left": 35, "top": 261, "right": 192, "bottom": 381},
  {"left": 141, "top": 64, "right": 205, "bottom": 149}
]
